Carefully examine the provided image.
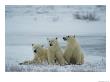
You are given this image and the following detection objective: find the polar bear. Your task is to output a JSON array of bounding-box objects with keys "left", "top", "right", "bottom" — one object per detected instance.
[
  {"left": 63, "top": 35, "right": 84, "bottom": 65},
  {"left": 19, "top": 43, "right": 48, "bottom": 65},
  {"left": 47, "top": 37, "right": 67, "bottom": 65}
]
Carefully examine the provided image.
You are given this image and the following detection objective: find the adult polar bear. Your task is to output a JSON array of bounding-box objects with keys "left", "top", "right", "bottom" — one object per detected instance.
[{"left": 63, "top": 35, "right": 84, "bottom": 65}]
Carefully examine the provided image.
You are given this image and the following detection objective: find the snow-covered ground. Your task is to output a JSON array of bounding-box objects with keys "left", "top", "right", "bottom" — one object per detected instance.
[{"left": 5, "top": 5, "right": 106, "bottom": 72}]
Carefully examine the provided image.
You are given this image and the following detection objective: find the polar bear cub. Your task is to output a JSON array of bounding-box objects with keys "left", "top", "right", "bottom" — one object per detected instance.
[
  {"left": 63, "top": 35, "right": 84, "bottom": 65},
  {"left": 19, "top": 43, "right": 48, "bottom": 65},
  {"left": 47, "top": 37, "right": 67, "bottom": 65}
]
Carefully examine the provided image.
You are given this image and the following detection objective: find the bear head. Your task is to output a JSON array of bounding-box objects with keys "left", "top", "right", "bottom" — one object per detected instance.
[
  {"left": 63, "top": 35, "right": 76, "bottom": 43},
  {"left": 47, "top": 37, "right": 58, "bottom": 47},
  {"left": 32, "top": 43, "right": 44, "bottom": 54}
]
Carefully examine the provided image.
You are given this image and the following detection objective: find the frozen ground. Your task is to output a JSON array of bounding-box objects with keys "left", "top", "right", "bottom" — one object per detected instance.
[
  {"left": 6, "top": 56, "right": 105, "bottom": 72},
  {"left": 5, "top": 5, "right": 106, "bottom": 72},
  {"left": 5, "top": 35, "right": 106, "bottom": 72}
]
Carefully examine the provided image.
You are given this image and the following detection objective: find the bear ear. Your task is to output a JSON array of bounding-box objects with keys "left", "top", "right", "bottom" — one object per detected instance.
[
  {"left": 56, "top": 37, "right": 58, "bottom": 40},
  {"left": 32, "top": 44, "right": 34, "bottom": 46}
]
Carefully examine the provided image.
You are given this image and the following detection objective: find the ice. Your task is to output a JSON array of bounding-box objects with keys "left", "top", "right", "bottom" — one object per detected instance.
[{"left": 5, "top": 5, "right": 106, "bottom": 72}]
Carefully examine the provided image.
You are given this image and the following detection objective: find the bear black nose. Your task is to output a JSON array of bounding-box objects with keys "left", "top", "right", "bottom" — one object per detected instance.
[
  {"left": 50, "top": 44, "right": 52, "bottom": 46},
  {"left": 63, "top": 37, "right": 67, "bottom": 40},
  {"left": 34, "top": 50, "right": 36, "bottom": 53}
]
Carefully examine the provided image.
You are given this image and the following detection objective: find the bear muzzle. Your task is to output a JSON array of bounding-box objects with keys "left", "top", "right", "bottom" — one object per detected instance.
[
  {"left": 50, "top": 44, "right": 53, "bottom": 46},
  {"left": 34, "top": 50, "right": 37, "bottom": 53},
  {"left": 63, "top": 37, "right": 67, "bottom": 40}
]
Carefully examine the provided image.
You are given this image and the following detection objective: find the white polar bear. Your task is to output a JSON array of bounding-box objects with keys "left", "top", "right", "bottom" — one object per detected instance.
[
  {"left": 19, "top": 43, "right": 48, "bottom": 65},
  {"left": 47, "top": 37, "right": 67, "bottom": 65},
  {"left": 63, "top": 35, "right": 84, "bottom": 65}
]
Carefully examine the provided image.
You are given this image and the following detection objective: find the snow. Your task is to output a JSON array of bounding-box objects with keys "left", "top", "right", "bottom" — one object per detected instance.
[
  {"left": 5, "top": 5, "right": 106, "bottom": 72},
  {"left": 5, "top": 5, "right": 106, "bottom": 35},
  {"left": 6, "top": 55, "right": 105, "bottom": 72}
]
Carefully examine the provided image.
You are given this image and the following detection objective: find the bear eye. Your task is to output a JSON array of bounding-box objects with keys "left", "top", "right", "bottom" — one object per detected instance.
[{"left": 67, "top": 36, "right": 69, "bottom": 37}]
